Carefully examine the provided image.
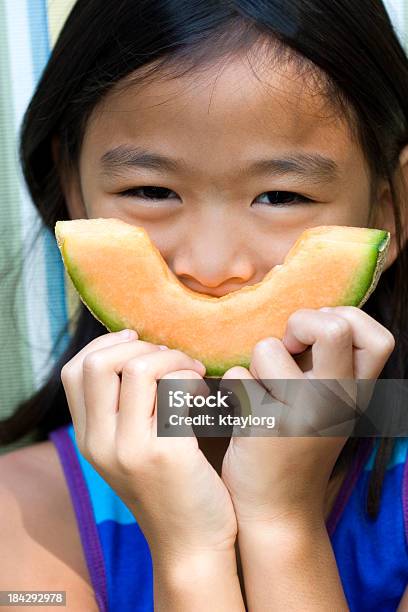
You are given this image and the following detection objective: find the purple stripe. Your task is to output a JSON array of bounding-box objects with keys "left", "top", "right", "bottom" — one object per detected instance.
[
  {"left": 402, "top": 445, "right": 408, "bottom": 549},
  {"left": 326, "top": 438, "right": 376, "bottom": 537},
  {"left": 49, "top": 426, "right": 109, "bottom": 612}
]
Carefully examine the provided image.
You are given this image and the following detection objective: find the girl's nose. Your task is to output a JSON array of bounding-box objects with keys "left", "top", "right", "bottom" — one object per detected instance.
[{"left": 171, "top": 231, "right": 256, "bottom": 297}]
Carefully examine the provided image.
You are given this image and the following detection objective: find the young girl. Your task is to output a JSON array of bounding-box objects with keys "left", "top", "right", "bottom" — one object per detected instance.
[{"left": 1, "top": 0, "right": 408, "bottom": 610}]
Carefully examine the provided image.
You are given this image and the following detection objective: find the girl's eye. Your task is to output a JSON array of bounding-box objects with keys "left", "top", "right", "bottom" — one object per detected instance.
[
  {"left": 254, "top": 191, "right": 313, "bottom": 206},
  {"left": 119, "top": 186, "right": 178, "bottom": 200},
  {"left": 118, "top": 186, "right": 313, "bottom": 206}
]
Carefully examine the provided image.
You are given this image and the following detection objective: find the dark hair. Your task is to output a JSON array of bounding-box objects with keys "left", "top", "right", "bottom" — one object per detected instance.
[{"left": 1, "top": 0, "right": 407, "bottom": 520}]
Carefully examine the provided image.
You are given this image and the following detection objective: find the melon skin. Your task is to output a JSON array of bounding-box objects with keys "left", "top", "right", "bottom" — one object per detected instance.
[{"left": 55, "top": 219, "right": 390, "bottom": 377}]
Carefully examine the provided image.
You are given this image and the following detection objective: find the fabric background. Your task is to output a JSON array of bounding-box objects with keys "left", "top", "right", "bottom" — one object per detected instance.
[{"left": 0, "top": 0, "right": 407, "bottom": 453}]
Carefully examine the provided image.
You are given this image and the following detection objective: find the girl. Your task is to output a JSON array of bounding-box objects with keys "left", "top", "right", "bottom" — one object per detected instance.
[{"left": 1, "top": 0, "right": 408, "bottom": 610}]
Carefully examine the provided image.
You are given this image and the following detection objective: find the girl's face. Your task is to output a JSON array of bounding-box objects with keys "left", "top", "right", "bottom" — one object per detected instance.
[{"left": 64, "top": 53, "right": 396, "bottom": 297}]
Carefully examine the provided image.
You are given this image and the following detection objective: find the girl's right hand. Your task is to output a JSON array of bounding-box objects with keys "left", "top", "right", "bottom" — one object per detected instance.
[{"left": 60, "top": 329, "right": 238, "bottom": 566}]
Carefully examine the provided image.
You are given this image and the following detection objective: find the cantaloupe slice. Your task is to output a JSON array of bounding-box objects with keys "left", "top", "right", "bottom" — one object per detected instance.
[{"left": 55, "top": 219, "right": 390, "bottom": 376}]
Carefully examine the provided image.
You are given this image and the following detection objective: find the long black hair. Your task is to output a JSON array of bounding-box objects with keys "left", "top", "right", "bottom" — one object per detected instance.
[{"left": 1, "top": 0, "right": 408, "bottom": 519}]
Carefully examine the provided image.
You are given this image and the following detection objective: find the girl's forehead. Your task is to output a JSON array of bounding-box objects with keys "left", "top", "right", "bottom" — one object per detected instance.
[{"left": 83, "top": 56, "right": 361, "bottom": 174}]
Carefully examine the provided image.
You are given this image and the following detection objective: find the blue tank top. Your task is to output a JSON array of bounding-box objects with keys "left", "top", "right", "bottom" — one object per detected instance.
[{"left": 49, "top": 423, "right": 408, "bottom": 611}]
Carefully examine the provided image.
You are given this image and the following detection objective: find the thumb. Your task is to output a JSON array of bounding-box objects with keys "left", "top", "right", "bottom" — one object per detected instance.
[{"left": 154, "top": 370, "right": 210, "bottom": 437}]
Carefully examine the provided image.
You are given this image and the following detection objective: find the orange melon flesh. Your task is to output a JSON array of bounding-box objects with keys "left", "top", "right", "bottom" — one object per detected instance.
[{"left": 55, "top": 219, "right": 390, "bottom": 376}]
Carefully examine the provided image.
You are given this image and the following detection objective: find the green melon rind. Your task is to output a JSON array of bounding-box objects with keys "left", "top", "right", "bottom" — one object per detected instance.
[
  {"left": 295, "top": 231, "right": 390, "bottom": 308},
  {"left": 58, "top": 228, "right": 390, "bottom": 377},
  {"left": 355, "top": 231, "right": 390, "bottom": 308}
]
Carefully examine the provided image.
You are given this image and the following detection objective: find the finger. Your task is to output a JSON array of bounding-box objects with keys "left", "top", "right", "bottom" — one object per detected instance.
[
  {"left": 117, "top": 350, "right": 206, "bottom": 443},
  {"left": 221, "top": 367, "right": 256, "bottom": 428},
  {"left": 287, "top": 378, "right": 358, "bottom": 437},
  {"left": 60, "top": 329, "right": 139, "bottom": 439},
  {"left": 69, "top": 329, "right": 139, "bottom": 371},
  {"left": 221, "top": 366, "right": 253, "bottom": 380},
  {"left": 251, "top": 337, "right": 304, "bottom": 382},
  {"left": 247, "top": 340, "right": 303, "bottom": 420},
  {"left": 221, "top": 367, "right": 283, "bottom": 436},
  {"left": 153, "top": 370, "right": 209, "bottom": 438},
  {"left": 82, "top": 340, "right": 165, "bottom": 442},
  {"left": 320, "top": 306, "right": 395, "bottom": 379},
  {"left": 283, "top": 309, "right": 354, "bottom": 379}
]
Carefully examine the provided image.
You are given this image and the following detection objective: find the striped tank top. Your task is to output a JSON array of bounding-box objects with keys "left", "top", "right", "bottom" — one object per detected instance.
[{"left": 49, "top": 423, "right": 408, "bottom": 611}]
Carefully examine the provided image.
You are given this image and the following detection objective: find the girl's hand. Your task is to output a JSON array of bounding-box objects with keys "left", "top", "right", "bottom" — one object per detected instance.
[
  {"left": 60, "top": 330, "right": 238, "bottom": 564},
  {"left": 220, "top": 306, "right": 395, "bottom": 527}
]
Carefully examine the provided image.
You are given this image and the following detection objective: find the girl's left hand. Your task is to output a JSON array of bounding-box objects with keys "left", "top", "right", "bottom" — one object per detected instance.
[{"left": 220, "top": 306, "right": 395, "bottom": 527}]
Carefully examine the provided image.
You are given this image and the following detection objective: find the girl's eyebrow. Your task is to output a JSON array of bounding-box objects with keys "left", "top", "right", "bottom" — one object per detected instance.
[{"left": 99, "top": 144, "right": 339, "bottom": 184}]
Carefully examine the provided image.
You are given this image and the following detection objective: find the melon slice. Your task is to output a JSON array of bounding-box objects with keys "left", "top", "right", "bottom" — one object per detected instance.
[{"left": 55, "top": 219, "right": 389, "bottom": 376}]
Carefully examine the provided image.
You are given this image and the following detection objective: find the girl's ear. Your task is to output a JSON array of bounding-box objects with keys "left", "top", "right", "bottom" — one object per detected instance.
[
  {"left": 51, "top": 135, "right": 87, "bottom": 219},
  {"left": 371, "top": 144, "right": 408, "bottom": 270}
]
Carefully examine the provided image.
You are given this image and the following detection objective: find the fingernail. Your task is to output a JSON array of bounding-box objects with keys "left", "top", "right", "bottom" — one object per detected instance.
[
  {"left": 118, "top": 329, "right": 136, "bottom": 340},
  {"left": 319, "top": 307, "right": 333, "bottom": 313},
  {"left": 158, "top": 345, "right": 169, "bottom": 350}
]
